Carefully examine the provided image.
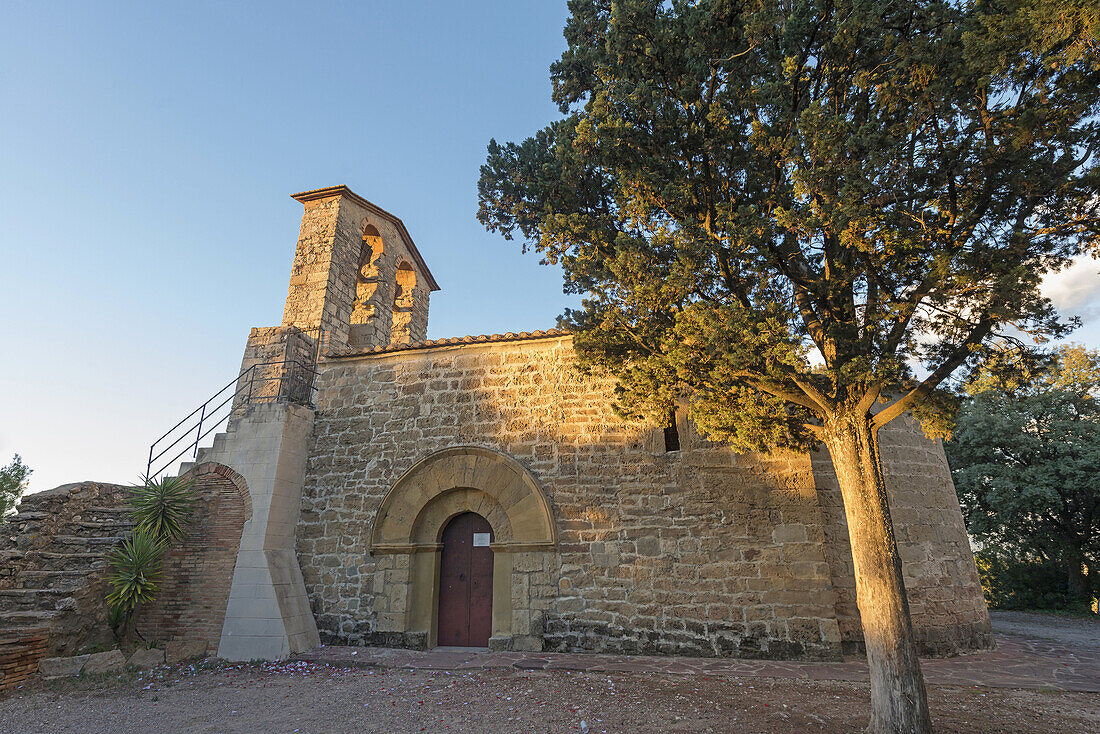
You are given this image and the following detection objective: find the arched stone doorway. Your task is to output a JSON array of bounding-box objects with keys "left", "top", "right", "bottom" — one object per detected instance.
[{"left": 369, "top": 446, "right": 556, "bottom": 650}]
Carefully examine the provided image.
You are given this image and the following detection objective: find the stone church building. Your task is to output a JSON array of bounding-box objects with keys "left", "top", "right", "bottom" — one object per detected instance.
[{"left": 156, "top": 185, "right": 992, "bottom": 662}]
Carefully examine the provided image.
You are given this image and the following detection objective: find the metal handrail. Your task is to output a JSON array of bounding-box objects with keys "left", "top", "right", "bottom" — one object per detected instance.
[{"left": 145, "top": 358, "right": 320, "bottom": 479}]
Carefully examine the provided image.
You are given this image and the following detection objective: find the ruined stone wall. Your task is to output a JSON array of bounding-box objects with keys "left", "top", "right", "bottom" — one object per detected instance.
[
  {"left": 135, "top": 465, "right": 249, "bottom": 655},
  {"left": 0, "top": 482, "right": 132, "bottom": 662},
  {"left": 299, "top": 335, "right": 860, "bottom": 659}
]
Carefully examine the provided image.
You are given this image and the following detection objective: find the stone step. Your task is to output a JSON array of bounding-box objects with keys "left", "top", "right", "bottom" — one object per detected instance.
[
  {"left": 0, "top": 589, "right": 75, "bottom": 613},
  {"left": 8, "top": 511, "right": 47, "bottom": 522},
  {"left": 71, "top": 520, "right": 134, "bottom": 531},
  {"left": 53, "top": 531, "right": 131, "bottom": 545},
  {"left": 33, "top": 552, "right": 109, "bottom": 572},
  {"left": 12, "top": 571, "right": 88, "bottom": 590},
  {"left": 54, "top": 535, "right": 123, "bottom": 548},
  {"left": 83, "top": 507, "right": 132, "bottom": 519},
  {"left": 58, "top": 527, "right": 133, "bottom": 542},
  {"left": 176, "top": 461, "right": 195, "bottom": 476},
  {"left": 0, "top": 610, "right": 61, "bottom": 628}
]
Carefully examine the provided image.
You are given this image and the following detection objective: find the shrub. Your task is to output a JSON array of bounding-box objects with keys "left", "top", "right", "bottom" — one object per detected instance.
[
  {"left": 105, "top": 476, "right": 197, "bottom": 640},
  {"left": 105, "top": 531, "right": 166, "bottom": 638},
  {"left": 976, "top": 549, "right": 1094, "bottom": 614},
  {"left": 129, "top": 475, "right": 196, "bottom": 542}
]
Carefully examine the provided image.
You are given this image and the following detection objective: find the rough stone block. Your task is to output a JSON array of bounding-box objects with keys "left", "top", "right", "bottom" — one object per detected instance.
[
  {"left": 511, "top": 635, "right": 544, "bottom": 652},
  {"left": 82, "top": 650, "right": 126, "bottom": 675},
  {"left": 127, "top": 647, "right": 166, "bottom": 669},
  {"left": 38, "top": 654, "right": 89, "bottom": 679},
  {"left": 165, "top": 640, "right": 208, "bottom": 663}
]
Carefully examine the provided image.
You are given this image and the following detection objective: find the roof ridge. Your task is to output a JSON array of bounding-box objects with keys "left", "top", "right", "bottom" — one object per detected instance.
[
  {"left": 328, "top": 328, "right": 569, "bottom": 359},
  {"left": 291, "top": 185, "right": 440, "bottom": 291}
]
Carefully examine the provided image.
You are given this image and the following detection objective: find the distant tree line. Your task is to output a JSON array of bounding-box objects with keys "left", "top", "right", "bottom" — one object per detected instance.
[{"left": 947, "top": 345, "right": 1100, "bottom": 614}]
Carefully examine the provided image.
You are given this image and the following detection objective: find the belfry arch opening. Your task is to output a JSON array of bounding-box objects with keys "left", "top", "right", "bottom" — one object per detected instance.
[
  {"left": 352, "top": 223, "right": 385, "bottom": 325},
  {"left": 390, "top": 261, "right": 417, "bottom": 345}
]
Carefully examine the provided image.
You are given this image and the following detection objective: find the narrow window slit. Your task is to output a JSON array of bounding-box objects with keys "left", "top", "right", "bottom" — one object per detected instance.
[{"left": 664, "top": 410, "right": 680, "bottom": 452}]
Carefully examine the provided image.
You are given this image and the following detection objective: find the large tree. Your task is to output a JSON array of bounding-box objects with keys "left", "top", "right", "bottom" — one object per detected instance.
[
  {"left": 948, "top": 345, "right": 1100, "bottom": 610},
  {"left": 477, "top": 1, "right": 1100, "bottom": 731}
]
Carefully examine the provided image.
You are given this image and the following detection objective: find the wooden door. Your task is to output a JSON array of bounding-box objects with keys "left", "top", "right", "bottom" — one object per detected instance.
[{"left": 437, "top": 512, "right": 494, "bottom": 647}]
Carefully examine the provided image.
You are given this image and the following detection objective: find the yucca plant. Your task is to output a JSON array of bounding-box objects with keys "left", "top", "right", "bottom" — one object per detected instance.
[
  {"left": 105, "top": 530, "right": 165, "bottom": 640},
  {"left": 105, "top": 600, "right": 128, "bottom": 640},
  {"left": 129, "top": 475, "right": 196, "bottom": 542}
]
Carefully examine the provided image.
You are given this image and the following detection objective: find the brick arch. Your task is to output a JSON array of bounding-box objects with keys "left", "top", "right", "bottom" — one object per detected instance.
[
  {"left": 136, "top": 462, "right": 250, "bottom": 655},
  {"left": 370, "top": 446, "right": 556, "bottom": 553},
  {"left": 186, "top": 462, "right": 252, "bottom": 522}
]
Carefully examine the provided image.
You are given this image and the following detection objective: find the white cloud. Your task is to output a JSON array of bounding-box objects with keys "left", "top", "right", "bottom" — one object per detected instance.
[{"left": 1042, "top": 255, "right": 1100, "bottom": 321}]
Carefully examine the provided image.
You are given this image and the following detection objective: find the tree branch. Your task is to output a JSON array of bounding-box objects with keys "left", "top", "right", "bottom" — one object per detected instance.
[{"left": 872, "top": 316, "right": 995, "bottom": 429}]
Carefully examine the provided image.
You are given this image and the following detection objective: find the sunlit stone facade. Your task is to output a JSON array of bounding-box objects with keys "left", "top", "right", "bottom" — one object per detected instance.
[{"left": 219, "top": 186, "right": 993, "bottom": 660}]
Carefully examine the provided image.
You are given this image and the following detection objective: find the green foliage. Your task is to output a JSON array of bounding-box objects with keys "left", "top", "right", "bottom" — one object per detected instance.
[
  {"left": 129, "top": 475, "right": 196, "bottom": 543},
  {"left": 0, "top": 454, "right": 32, "bottom": 523},
  {"left": 106, "top": 602, "right": 128, "bottom": 637},
  {"left": 105, "top": 531, "right": 165, "bottom": 615},
  {"left": 477, "top": 0, "right": 1100, "bottom": 441},
  {"left": 948, "top": 346, "right": 1100, "bottom": 611},
  {"left": 480, "top": 3, "right": 1100, "bottom": 727},
  {"left": 967, "top": 343, "right": 1100, "bottom": 397},
  {"left": 975, "top": 549, "right": 1091, "bottom": 612},
  {"left": 105, "top": 475, "right": 197, "bottom": 637}
]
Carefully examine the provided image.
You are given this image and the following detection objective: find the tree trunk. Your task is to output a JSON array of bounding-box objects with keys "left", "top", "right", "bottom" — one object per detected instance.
[
  {"left": 823, "top": 409, "right": 933, "bottom": 734},
  {"left": 1064, "top": 551, "right": 1089, "bottom": 609}
]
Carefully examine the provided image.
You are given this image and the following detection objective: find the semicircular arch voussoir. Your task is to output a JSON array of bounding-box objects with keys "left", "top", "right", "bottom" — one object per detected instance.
[{"left": 370, "top": 446, "right": 555, "bottom": 553}]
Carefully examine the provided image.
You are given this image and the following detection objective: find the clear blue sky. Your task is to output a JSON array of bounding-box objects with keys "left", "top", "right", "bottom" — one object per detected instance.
[{"left": 2, "top": 1, "right": 1098, "bottom": 493}]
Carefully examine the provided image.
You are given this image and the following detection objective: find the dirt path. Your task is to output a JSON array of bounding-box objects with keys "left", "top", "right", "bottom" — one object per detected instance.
[
  {"left": 302, "top": 631, "right": 1100, "bottom": 693},
  {"left": 1, "top": 660, "right": 1096, "bottom": 734},
  {"left": 991, "top": 610, "right": 1100, "bottom": 650}
]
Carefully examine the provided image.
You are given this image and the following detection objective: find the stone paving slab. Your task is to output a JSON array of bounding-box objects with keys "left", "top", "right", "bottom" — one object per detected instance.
[{"left": 298, "top": 633, "right": 1099, "bottom": 693}]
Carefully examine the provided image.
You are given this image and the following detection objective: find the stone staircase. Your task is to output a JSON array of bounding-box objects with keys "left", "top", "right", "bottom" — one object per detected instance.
[
  {"left": 175, "top": 415, "right": 241, "bottom": 477},
  {"left": 0, "top": 482, "right": 132, "bottom": 692}
]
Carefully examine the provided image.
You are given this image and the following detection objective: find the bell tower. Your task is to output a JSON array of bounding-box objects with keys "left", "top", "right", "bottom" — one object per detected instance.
[{"left": 281, "top": 185, "right": 439, "bottom": 351}]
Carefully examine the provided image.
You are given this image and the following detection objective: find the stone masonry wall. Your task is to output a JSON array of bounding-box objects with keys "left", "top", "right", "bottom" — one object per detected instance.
[
  {"left": 298, "top": 335, "right": 879, "bottom": 660},
  {"left": 282, "top": 196, "right": 343, "bottom": 340},
  {"left": 135, "top": 466, "right": 248, "bottom": 655},
  {"left": 233, "top": 327, "right": 318, "bottom": 411},
  {"left": 298, "top": 334, "right": 991, "bottom": 659}
]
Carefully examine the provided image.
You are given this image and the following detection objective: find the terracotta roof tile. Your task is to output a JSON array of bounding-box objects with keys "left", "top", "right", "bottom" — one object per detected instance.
[{"left": 327, "top": 328, "right": 569, "bottom": 359}]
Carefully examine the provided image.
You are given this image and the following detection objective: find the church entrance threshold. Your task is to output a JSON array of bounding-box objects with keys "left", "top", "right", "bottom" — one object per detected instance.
[{"left": 437, "top": 512, "right": 494, "bottom": 647}]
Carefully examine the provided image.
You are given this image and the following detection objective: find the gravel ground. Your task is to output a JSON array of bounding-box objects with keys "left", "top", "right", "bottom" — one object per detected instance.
[
  {"left": 991, "top": 610, "right": 1100, "bottom": 650},
  {"left": 1, "top": 659, "right": 1096, "bottom": 734}
]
